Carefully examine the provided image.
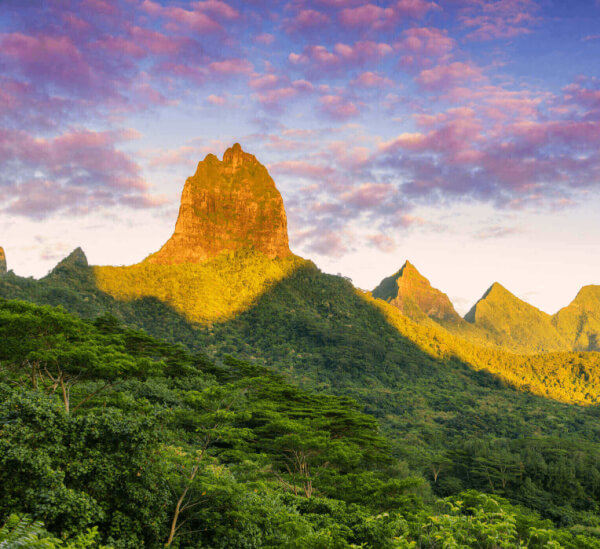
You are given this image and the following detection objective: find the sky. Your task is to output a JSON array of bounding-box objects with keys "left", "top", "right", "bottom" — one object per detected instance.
[{"left": 1, "top": 0, "right": 599, "bottom": 315}]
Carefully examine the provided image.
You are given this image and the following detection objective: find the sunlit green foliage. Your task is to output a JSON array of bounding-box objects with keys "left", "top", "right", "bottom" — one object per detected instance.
[{"left": 94, "top": 249, "right": 306, "bottom": 323}]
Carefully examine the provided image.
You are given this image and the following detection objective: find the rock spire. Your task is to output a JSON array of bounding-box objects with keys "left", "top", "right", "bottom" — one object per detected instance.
[{"left": 146, "top": 143, "right": 291, "bottom": 265}]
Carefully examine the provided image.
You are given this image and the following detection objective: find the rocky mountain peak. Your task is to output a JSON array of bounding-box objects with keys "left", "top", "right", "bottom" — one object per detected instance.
[
  {"left": 222, "top": 143, "right": 258, "bottom": 169},
  {"left": 146, "top": 144, "right": 291, "bottom": 265},
  {"left": 373, "top": 260, "right": 462, "bottom": 323}
]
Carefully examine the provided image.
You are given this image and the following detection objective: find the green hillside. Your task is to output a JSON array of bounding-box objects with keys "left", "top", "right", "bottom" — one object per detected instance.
[
  {"left": 553, "top": 285, "right": 600, "bottom": 351},
  {"left": 5, "top": 252, "right": 600, "bottom": 535},
  {"left": 4, "top": 299, "right": 600, "bottom": 547},
  {"left": 464, "top": 282, "right": 569, "bottom": 353}
]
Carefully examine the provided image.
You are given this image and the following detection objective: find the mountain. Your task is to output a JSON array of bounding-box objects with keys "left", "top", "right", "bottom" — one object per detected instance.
[
  {"left": 464, "top": 282, "right": 567, "bottom": 352},
  {"left": 4, "top": 142, "right": 600, "bottom": 537},
  {"left": 93, "top": 144, "right": 303, "bottom": 324},
  {"left": 145, "top": 143, "right": 290, "bottom": 265},
  {"left": 372, "top": 260, "right": 462, "bottom": 324},
  {"left": 553, "top": 285, "right": 600, "bottom": 351},
  {"left": 0, "top": 247, "right": 6, "bottom": 274}
]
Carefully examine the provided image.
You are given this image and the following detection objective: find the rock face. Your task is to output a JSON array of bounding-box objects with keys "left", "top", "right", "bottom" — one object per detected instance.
[
  {"left": 0, "top": 247, "right": 6, "bottom": 275},
  {"left": 465, "top": 282, "right": 567, "bottom": 352},
  {"left": 146, "top": 143, "right": 291, "bottom": 265},
  {"left": 553, "top": 285, "right": 600, "bottom": 351},
  {"left": 373, "top": 261, "right": 462, "bottom": 323}
]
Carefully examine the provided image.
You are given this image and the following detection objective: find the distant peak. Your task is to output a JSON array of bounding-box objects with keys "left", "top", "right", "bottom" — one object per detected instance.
[
  {"left": 56, "top": 247, "right": 88, "bottom": 269},
  {"left": 484, "top": 282, "right": 510, "bottom": 298},
  {"left": 0, "top": 246, "right": 6, "bottom": 275},
  {"left": 222, "top": 143, "right": 258, "bottom": 168},
  {"left": 399, "top": 260, "right": 420, "bottom": 276},
  {"left": 373, "top": 260, "right": 461, "bottom": 323}
]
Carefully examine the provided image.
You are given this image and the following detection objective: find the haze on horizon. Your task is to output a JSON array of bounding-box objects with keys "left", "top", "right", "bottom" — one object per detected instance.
[{"left": 0, "top": 0, "right": 599, "bottom": 315}]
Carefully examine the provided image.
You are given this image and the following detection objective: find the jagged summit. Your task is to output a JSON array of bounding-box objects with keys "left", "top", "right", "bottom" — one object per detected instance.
[
  {"left": 146, "top": 143, "right": 291, "bottom": 265},
  {"left": 0, "top": 247, "right": 6, "bottom": 275},
  {"left": 373, "top": 260, "right": 462, "bottom": 323},
  {"left": 54, "top": 247, "right": 89, "bottom": 270}
]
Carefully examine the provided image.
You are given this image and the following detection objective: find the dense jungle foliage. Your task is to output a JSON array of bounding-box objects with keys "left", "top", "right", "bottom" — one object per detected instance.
[
  {"left": 2, "top": 299, "right": 600, "bottom": 548},
  {"left": 3, "top": 252, "right": 600, "bottom": 547}
]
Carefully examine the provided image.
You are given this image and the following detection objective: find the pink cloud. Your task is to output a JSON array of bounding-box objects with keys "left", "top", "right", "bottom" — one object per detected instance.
[
  {"left": 207, "top": 94, "right": 226, "bottom": 105},
  {"left": 396, "top": 0, "right": 438, "bottom": 18},
  {"left": 193, "top": 0, "right": 239, "bottom": 19},
  {"left": 367, "top": 234, "right": 397, "bottom": 252},
  {"left": 253, "top": 80, "right": 314, "bottom": 108},
  {"left": 339, "top": 4, "right": 395, "bottom": 27},
  {"left": 82, "top": 0, "right": 119, "bottom": 16},
  {"left": 294, "top": 228, "right": 350, "bottom": 257},
  {"left": 342, "top": 183, "right": 393, "bottom": 207},
  {"left": 141, "top": 0, "right": 222, "bottom": 32},
  {"left": 459, "top": 0, "right": 540, "bottom": 41},
  {"left": 285, "top": 9, "right": 331, "bottom": 32},
  {"left": 416, "top": 61, "right": 484, "bottom": 91},
  {"left": 209, "top": 58, "right": 254, "bottom": 74},
  {"left": 250, "top": 73, "right": 280, "bottom": 89},
  {"left": 319, "top": 94, "right": 360, "bottom": 119},
  {"left": 351, "top": 71, "right": 394, "bottom": 88},
  {"left": 0, "top": 32, "right": 93, "bottom": 89},
  {"left": 0, "top": 128, "right": 164, "bottom": 219},
  {"left": 396, "top": 27, "right": 455, "bottom": 67},
  {"left": 290, "top": 41, "right": 393, "bottom": 75}
]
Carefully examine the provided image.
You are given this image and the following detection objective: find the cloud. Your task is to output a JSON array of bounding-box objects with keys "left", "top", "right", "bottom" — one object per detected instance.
[
  {"left": 395, "top": 0, "right": 438, "bottom": 18},
  {"left": 366, "top": 233, "right": 396, "bottom": 252},
  {"left": 376, "top": 95, "right": 600, "bottom": 209},
  {"left": 339, "top": 4, "right": 395, "bottom": 28},
  {"left": 289, "top": 41, "right": 393, "bottom": 75},
  {"left": 285, "top": 9, "right": 331, "bottom": 32},
  {"left": 0, "top": 128, "right": 165, "bottom": 219},
  {"left": 351, "top": 72, "right": 394, "bottom": 88},
  {"left": 396, "top": 27, "right": 455, "bottom": 69},
  {"left": 459, "top": 0, "right": 540, "bottom": 41},
  {"left": 339, "top": 0, "right": 437, "bottom": 29},
  {"left": 416, "top": 61, "right": 485, "bottom": 91},
  {"left": 207, "top": 94, "right": 226, "bottom": 105},
  {"left": 319, "top": 95, "right": 360, "bottom": 119},
  {"left": 141, "top": 0, "right": 223, "bottom": 32},
  {"left": 209, "top": 58, "right": 254, "bottom": 75}
]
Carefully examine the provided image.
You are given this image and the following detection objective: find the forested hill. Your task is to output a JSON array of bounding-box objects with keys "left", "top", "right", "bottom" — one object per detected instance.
[
  {"left": 4, "top": 250, "right": 600, "bottom": 538},
  {"left": 3, "top": 298, "right": 600, "bottom": 548}
]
